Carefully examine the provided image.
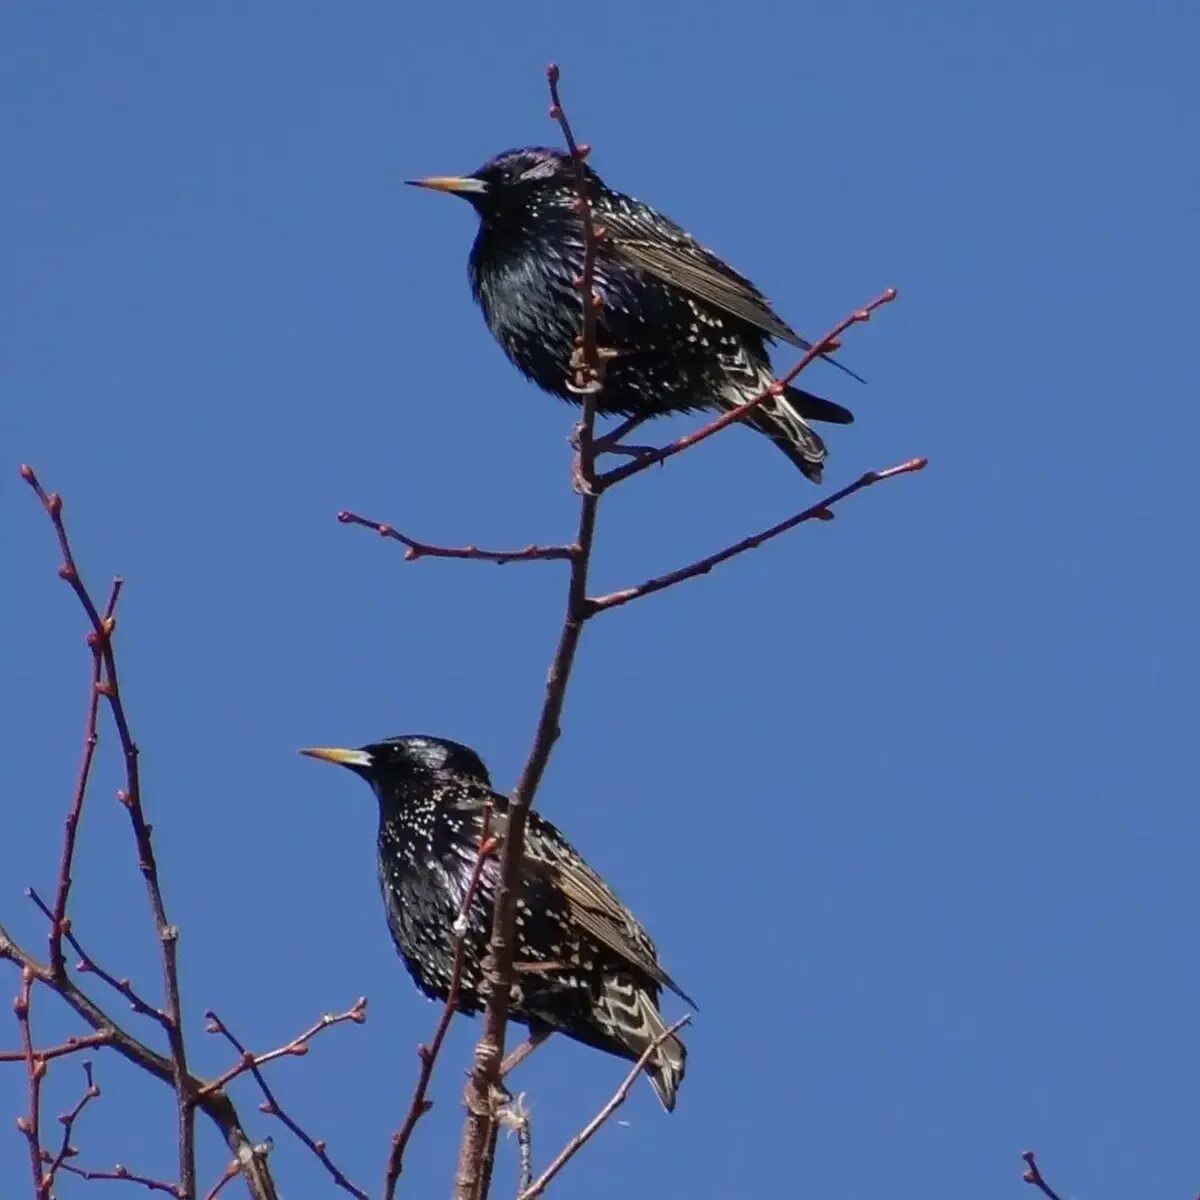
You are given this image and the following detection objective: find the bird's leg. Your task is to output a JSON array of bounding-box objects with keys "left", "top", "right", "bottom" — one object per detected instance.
[{"left": 499, "top": 1028, "right": 552, "bottom": 1079}]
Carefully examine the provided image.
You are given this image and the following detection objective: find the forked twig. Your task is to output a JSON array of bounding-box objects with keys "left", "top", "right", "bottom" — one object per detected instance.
[
  {"left": 21, "top": 464, "right": 197, "bottom": 1195},
  {"left": 205, "top": 1011, "right": 366, "bottom": 1200},
  {"left": 1021, "top": 1150, "right": 1066, "bottom": 1200}
]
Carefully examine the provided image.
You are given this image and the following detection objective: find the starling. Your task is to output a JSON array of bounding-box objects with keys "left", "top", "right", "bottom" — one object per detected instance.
[
  {"left": 301, "top": 734, "right": 692, "bottom": 1110},
  {"left": 409, "top": 147, "right": 860, "bottom": 482}
]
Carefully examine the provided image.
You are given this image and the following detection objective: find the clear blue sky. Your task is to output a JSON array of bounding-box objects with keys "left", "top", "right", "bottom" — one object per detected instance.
[{"left": 4, "top": 3, "right": 1198, "bottom": 1197}]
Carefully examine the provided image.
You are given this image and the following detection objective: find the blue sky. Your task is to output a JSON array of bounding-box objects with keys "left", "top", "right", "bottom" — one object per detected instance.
[{"left": 4, "top": 3, "right": 1198, "bottom": 1197}]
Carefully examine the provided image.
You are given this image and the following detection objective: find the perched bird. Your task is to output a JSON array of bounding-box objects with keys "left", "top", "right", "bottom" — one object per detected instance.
[
  {"left": 409, "top": 147, "right": 860, "bottom": 481},
  {"left": 301, "top": 734, "right": 692, "bottom": 1109}
]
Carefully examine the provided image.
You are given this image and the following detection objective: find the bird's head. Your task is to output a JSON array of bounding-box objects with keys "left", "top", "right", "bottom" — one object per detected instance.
[
  {"left": 407, "top": 147, "right": 590, "bottom": 228},
  {"left": 300, "top": 734, "right": 492, "bottom": 791}
]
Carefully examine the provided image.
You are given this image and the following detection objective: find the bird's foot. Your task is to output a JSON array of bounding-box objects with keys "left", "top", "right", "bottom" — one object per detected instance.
[{"left": 500, "top": 1029, "right": 551, "bottom": 1079}]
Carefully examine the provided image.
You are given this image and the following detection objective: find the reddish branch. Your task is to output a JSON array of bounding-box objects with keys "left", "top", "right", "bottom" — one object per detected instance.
[
  {"left": 596, "top": 287, "right": 898, "bottom": 491},
  {"left": 200, "top": 998, "right": 367, "bottom": 1097},
  {"left": 1021, "top": 1150, "right": 1065, "bottom": 1200},
  {"left": 0, "top": 1029, "right": 113, "bottom": 1064},
  {"left": 6, "top": 468, "right": 375, "bottom": 1200},
  {"left": 43, "top": 1060, "right": 102, "bottom": 1194},
  {"left": 49, "top": 580, "right": 118, "bottom": 976},
  {"left": 451, "top": 64, "right": 607, "bottom": 1200},
  {"left": 14, "top": 967, "right": 47, "bottom": 1197},
  {"left": 21, "top": 464, "right": 197, "bottom": 1194},
  {"left": 588, "top": 457, "right": 928, "bottom": 612},
  {"left": 204, "top": 1011, "right": 367, "bottom": 1200},
  {"left": 28, "top": 886, "right": 167, "bottom": 1025},
  {"left": 57, "top": 1161, "right": 185, "bottom": 1196},
  {"left": 336, "top": 510, "right": 577, "bottom": 564},
  {"left": 384, "top": 816, "right": 498, "bottom": 1200},
  {"left": 518, "top": 1015, "right": 693, "bottom": 1200}
]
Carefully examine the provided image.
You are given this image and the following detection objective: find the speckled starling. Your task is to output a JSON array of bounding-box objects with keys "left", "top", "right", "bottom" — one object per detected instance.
[
  {"left": 408, "top": 147, "right": 860, "bottom": 482},
  {"left": 301, "top": 735, "right": 692, "bottom": 1110}
]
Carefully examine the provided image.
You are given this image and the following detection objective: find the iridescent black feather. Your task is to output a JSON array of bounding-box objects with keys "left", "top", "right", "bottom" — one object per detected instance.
[
  {"left": 410, "top": 147, "right": 860, "bottom": 482},
  {"left": 303, "top": 734, "right": 691, "bottom": 1110}
]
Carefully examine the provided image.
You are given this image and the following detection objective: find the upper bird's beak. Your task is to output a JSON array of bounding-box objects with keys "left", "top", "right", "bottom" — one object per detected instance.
[
  {"left": 405, "top": 175, "right": 488, "bottom": 197},
  {"left": 300, "top": 747, "right": 374, "bottom": 770}
]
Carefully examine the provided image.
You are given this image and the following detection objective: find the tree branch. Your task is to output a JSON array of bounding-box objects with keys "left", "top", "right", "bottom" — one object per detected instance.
[
  {"left": 336, "top": 511, "right": 577, "bottom": 564},
  {"left": 204, "top": 1011, "right": 366, "bottom": 1200},
  {"left": 587, "top": 457, "right": 928, "bottom": 612},
  {"left": 518, "top": 1015, "right": 693, "bottom": 1200},
  {"left": 48, "top": 580, "right": 118, "bottom": 976},
  {"left": 1021, "top": 1150, "right": 1066, "bottom": 1200},
  {"left": 451, "top": 62, "right": 605, "bottom": 1200},
  {"left": 21, "top": 464, "right": 197, "bottom": 1195},
  {"left": 199, "top": 998, "right": 367, "bottom": 1097},
  {"left": 596, "top": 287, "right": 898, "bottom": 491},
  {"left": 43, "top": 1059, "right": 102, "bottom": 1196}
]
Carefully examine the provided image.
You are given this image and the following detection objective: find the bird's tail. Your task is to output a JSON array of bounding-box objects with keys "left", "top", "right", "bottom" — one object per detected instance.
[
  {"left": 719, "top": 382, "right": 852, "bottom": 484},
  {"left": 636, "top": 992, "right": 687, "bottom": 1112},
  {"left": 601, "top": 974, "right": 687, "bottom": 1111}
]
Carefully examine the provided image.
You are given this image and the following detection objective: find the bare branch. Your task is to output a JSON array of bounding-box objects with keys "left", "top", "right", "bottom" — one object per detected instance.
[
  {"left": 14, "top": 966, "right": 48, "bottom": 1198},
  {"left": 596, "top": 287, "right": 898, "bottom": 490},
  {"left": 28, "top": 886, "right": 167, "bottom": 1026},
  {"left": 337, "top": 511, "right": 578, "bottom": 564},
  {"left": 205, "top": 1012, "right": 366, "bottom": 1200},
  {"left": 1021, "top": 1150, "right": 1066, "bottom": 1200},
  {"left": 452, "top": 62, "right": 606, "bottom": 1200},
  {"left": 588, "top": 457, "right": 928, "bottom": 612},
  {"left": 57, "top": 1160, "right": 185, "bottom": 1196},
  {"left": 203, "top": 1158, "right": 243, "bottom": 1200},
  {"left": 43, "top": 1059, "right": 102, "bottom": 1195},
  {"left": 385, "top": 815, "right": 498, "bottom": 1199},
  {"left": 0, "top": 1030, "right": 113, "bottom": 1063},
  {"left": 518, "top": 1015, "right": 693, "bottom": 1200},
  {"left": 48, "top": 580, "right": 118, "bottom": 975},
  {"left": 199, "top": 998, "right": 367, "bottom": 1097},
  {"left": 21, "top": 465, "right": 197, "bottom": 1195}
]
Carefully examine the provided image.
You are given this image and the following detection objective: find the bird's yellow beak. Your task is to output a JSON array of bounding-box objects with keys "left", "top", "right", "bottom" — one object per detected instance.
[
  {"left": 299, "top": 747, "right": 374, "bottom": 769},
  {"left": 405, "top": 175, "right": 488, "bottom": 196}
]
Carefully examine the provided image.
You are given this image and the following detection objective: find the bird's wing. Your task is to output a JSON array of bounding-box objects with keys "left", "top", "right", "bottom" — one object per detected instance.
[
  {"left": 602, "top": 202, "right": 865, "bottom": 383},
  {"left": 524, "top": 811, "right": 697, "bottom": 1007}
]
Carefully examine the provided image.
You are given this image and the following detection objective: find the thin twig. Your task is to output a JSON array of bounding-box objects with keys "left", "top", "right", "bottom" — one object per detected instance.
[
  {"left": 14, "top": 966, "right": 47, "bottom": 1198},
  {"left": 596, "top": 288, "right": 898, "bottom": 491},
  {"left": 9, "top": 468, "right": 282, "bottom": 1200},
  {"left": 385, "top": 816, "right": 498, "bottom": 1200},
  {"left": 0, "top": 1029, "right": 113, "bottom": 1063},
  {"left": 43, "top": 1060, "right": 102, "bottom": 1194},
  {"left": 203, "top": 1158, "right": 242, "bottom": 1200},
  {"left": 451, "top": 62, "right": 605, "bottom": 1200},
  {"left": 57, "top": 1160, "right": 185, "bottom": 1196},
  {"left": 28, "top": 886, "right": 167, "bottom": 1025},
  {"left": 199, "top": 997, "right": 367, "bottom": 1097},
  {"left": 1021, "top": 1150, "right": 1066, "bottom": 1200},
  {"left": 497, "top": 1094, "right": 532, "bottom": 1196},
  {"left": 336, "top": 511, "right": 578, "bottom": 564},
  {"left": 21, "top": 465, "right": 197, "bottom": 1196},
  {"left": 206, "top": 1012, "right": 366, "bottom": 1200},
  {"left": 588, "top": 457, "right": 928, "bottom": 613},
  {"left": 48, "top": 580, "right": 119, "bottom": 976},
  {"left": 518, "top": 1015, "right": 692, "bottom": 1200}
]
